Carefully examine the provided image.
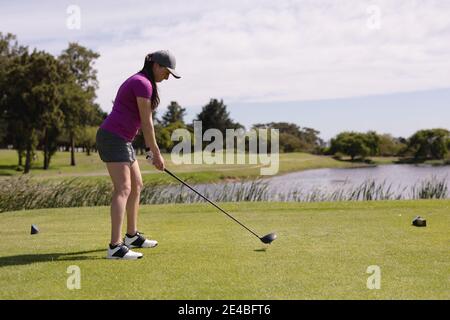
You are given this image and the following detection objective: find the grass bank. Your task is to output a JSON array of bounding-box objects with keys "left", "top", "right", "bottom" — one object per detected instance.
[{"left": 0, "top": 149, "right": 382, "bottom": 184}]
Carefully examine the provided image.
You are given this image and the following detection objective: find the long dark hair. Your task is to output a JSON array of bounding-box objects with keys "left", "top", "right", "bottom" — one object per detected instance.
[{"left": 139, "top": 54, "right": 160, "bottom": 110}]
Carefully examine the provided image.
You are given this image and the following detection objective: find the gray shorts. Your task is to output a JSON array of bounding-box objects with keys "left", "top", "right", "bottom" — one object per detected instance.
[{"left": 96, "top": 128, "right": 136, "bottom": 164}]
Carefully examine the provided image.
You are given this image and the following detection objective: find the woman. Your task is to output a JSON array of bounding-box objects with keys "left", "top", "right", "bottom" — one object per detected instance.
[{"left": 96, "top": 50, "right": 181, "bottom": 260}]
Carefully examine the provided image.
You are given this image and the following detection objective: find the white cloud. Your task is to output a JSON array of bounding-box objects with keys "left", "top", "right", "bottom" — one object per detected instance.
[{"left": 1, "top": 0, "right": 450, "bottom": 114}]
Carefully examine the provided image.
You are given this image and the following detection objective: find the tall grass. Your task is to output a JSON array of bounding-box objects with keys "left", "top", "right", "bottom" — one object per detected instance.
[
  {"left": 0, "top": 176, "right": 448, "bottom": 212},
  {"left": 0, "top": 177, "right": 113, "bottom": 212},
  {"left": 281, "top": 180, "right": 403, "bottom": 202},
  {"left": 410, "top": 176, "right": 448, "bottom": 199}
]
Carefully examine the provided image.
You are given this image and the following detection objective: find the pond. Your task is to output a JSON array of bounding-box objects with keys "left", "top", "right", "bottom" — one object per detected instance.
[
  {"left": 170, "top": 164, "right": 450, "bottom": 202},
  {"left": 266, "top": 164, "right": 450, "bottom": 195}
]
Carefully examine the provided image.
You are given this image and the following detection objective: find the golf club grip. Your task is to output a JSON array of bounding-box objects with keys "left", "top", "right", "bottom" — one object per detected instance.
[{"left": 163, "top": 168, "right": 260, "bottom": 239}]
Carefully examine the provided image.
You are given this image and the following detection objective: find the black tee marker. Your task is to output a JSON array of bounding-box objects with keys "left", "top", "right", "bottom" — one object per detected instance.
[{"left": 31, "top": 224, "right": 39, "bottom": 235}]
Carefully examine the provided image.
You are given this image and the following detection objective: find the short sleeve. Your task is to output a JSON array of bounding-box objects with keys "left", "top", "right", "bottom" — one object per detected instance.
[{"left": 131, "top": 78, "right": 152, "bottom": 99}]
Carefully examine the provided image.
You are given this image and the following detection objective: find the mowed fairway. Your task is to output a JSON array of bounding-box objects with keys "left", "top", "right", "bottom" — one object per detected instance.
[
  {"left": 0, "top": 149, "right": 378, "bottom": 184},
  {"left": 0, "top": 201, "right": 449, "bottom": 299}
]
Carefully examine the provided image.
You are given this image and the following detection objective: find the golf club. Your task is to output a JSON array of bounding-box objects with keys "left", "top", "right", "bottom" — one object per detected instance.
[{"left": 164, "top": 168, "right": 277, "bottom": 244}]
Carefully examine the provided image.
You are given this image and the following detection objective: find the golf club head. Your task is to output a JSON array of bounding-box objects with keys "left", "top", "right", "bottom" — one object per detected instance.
[{"left": 260, "top": 232, "right": 277, "bottom": 244}]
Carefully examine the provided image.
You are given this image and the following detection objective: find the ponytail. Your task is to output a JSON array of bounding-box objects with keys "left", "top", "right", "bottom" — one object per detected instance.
[{"left": 139, "top": 54, "right": 160, "bottom": 110}]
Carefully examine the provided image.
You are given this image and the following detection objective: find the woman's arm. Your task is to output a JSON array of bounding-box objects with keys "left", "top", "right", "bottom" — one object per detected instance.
[{"left": 136, "top": 97, "right": 165, "bottom": 170}]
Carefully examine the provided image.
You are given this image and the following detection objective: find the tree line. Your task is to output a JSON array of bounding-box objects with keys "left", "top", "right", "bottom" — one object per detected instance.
[
  {"left": 130, "top": 99, "right": 450, "bottom": 163},
  {"left": 327, "top": 129, "right": 450, "bottom": 162},
  {"left": 0, "top": 33, "right": 105, "bottom": 173},
  {"left": 1, "top": 33, "right": 448, "bottom": 174}
]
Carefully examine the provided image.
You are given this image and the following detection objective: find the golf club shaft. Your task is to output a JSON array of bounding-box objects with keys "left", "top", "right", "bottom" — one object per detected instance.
[{"left": 164, "top": 168, "right": 261, "bottom": 239}]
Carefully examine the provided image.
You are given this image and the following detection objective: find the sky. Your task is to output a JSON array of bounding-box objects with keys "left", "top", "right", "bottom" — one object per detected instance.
[{"left": 1, "top": 0, "right": 449, "bottom": 140}]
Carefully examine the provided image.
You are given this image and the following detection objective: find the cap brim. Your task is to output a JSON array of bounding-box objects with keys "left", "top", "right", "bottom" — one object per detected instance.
[{"left": 167, "top": 68, "right": 181, "bottom": 79}]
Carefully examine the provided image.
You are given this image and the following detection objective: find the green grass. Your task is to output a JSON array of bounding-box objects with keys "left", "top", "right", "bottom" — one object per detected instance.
[
  {"left": 1, "top": 200, "right": 449, "bottom": 299},
  {"left": 0, "top": 149, "right": 385, "bottom": 184}
]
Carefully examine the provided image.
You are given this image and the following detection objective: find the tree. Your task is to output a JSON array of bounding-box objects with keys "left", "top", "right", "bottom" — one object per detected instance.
[
  {"left": 253, "top": 122, "right": 323, "bottom": 153},
  {"left": 59, "top": 43, "right": 99, "bottom": 92},
  {"left": 278, "top": 133, "right": 303, "bottom": 152},
  {"left": 157, "top": 121, "right": 188, "bottom": 152},
  {"left": 195, "top": 99, "right": 243, "bottom": 149},
  {"left": 329, "top": 132, "right": 372, "bottom": 161},
  {"left": 195, "top": 99, "right": 243, "bottom": 134},
  {"left": 407, "top": 129, "right": 449, "bottom": 160},
  {"left": 78, "top": 126, "right": 97, "bottom": 156},
  {"left": 58, "top": 79, "right": 89, "bottom": 164},
  {"left": 6, "top": 50, "right": 63, "bottom": 173},
  {"left": 89, "top": 103, "right": 107, "bottom": 125},
  {"left": 378, "top": 134, "right": 406, "bottom": 156},
  {"left": 58, "top": 43, "right": 100, "bottom": 166},
  {"left": 1, "top": 36, "right": 104, "bottom": 172},
  {"left": 253, "top": 122, "right": 300, "bottom": 136},
  {"left": 298, "top": 127, "right": 325, "bottom": 153},
  {"left": 0, "top": 33, "right": 28, "bottom": 163},
  {"left": 364, "top": 131, "right": 381, "bottom": 156},
  {"left": 161, "top": 101, "right": 186, "bottom": 126}
]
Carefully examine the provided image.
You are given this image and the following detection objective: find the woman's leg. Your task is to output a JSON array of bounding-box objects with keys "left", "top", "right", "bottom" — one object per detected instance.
[
  {"left": 126, "top": 160, "right": 144, "bottom": 235},
  {"left": 106, "top": 162, "right": 132, "bottom": 245}
]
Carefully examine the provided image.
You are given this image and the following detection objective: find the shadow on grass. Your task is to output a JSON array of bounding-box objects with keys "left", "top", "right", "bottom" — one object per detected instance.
[
  {"left": 254, "top": 248, "right": 267, "bottom": 252},
  {"left": 334, "top": 158, "right": 376, "bottom": 165},
  {"left": 0, "top": 249, "right": 105, "bottom": 267},
  {"left": 395, "top": 157, "right": 450, "bottom": 166},
  {"left": 0, "top": 164, "right": 20, "bottom": 175}
]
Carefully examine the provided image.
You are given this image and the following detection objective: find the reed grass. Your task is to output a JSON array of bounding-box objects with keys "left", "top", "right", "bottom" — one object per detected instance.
[{"left": 0, "top": 176, "right": 448, "bottom": 212}]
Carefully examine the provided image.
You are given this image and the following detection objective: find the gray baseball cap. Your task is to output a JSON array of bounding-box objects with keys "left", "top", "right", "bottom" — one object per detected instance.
[{"left": 148, "top": 50, "right": 181, "bottom": 79}]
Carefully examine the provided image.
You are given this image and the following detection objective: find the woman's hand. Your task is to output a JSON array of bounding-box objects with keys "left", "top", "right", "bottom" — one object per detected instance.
[
  {"left": 152, "top": 152, "right": 165, "bottom": 171},
  {"left": 146, "top": 149, "right": 165, "bottom": 171}
]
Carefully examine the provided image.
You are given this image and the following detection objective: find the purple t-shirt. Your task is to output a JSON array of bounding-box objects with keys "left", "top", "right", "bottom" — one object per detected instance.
[{"left": 101, "top": 72, "right": 153, "bottom": 142}]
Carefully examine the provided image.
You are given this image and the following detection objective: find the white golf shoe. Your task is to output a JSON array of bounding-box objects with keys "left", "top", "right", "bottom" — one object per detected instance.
[
  {"left": 124, "top": 232, "right": 158, "bottom": 248},
  {"left": 107, "top": 243, "right": 143, "bottom": 260}
]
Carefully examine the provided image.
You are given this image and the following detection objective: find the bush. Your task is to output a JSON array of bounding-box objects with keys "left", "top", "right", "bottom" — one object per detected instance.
[{"left": 332, "top": 152, "right": 345, "bottom": 160}]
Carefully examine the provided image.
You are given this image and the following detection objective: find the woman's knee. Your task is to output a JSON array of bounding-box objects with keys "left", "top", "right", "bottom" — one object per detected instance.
[
  {"left": 130, "top": 161, "right": 144, "bottom": 194},
  {"left": 132, "top": 180, "right": 144, "bottom": 194},
  {"left": 114, "top": 183, "right": 132, "bottom": 198}
]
